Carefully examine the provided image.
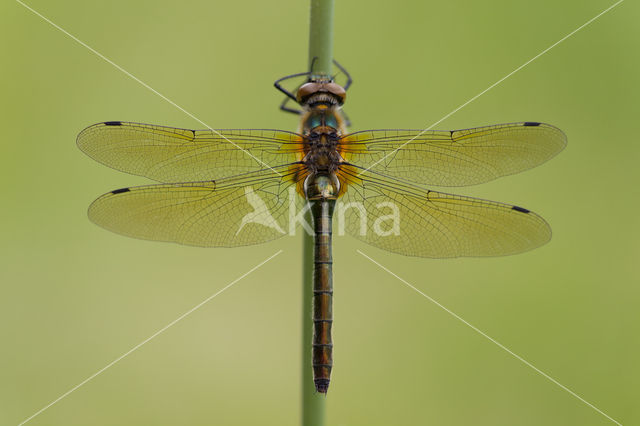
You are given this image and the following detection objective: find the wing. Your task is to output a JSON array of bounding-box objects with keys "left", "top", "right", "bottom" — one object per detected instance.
[
  {"left": 77, "top": 121, "right": 304, "bottom": 183},
  {"left": 88, "top": 166, "right": 306, "bottom": 247},
  {"left": 337, "top": 166, "right": 551, "bottom": 258},
  {"left": 340, "top": 122, "right": 566, "bottom": 187}
]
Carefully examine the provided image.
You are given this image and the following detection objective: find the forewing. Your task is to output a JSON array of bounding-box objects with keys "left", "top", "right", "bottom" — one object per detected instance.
[
  {"left": 338, "top": 167, "right": 551, "bottom": 258},
  {"left": 341, "top": 122, "right": 566, "bottom": 187},
  {"left": 88, "top": 167, "right": 305, "bottom": 247},
  {"left": 77, "top": 121, "right": 303, "bottom": 182}
]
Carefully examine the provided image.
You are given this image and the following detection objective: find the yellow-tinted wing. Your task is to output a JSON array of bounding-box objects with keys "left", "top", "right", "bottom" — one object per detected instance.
[
  {"left": 341, "top": 122, "right": 566, "bottom": 187},
  {"left": 88, "top": 166, "right": 306, "bottom": 247},
  {"left": 338, "top": 166, "right": 551, "bottom": 258},
  {"left": 77, "top": 121, "right": 303, "bottom": 183}
]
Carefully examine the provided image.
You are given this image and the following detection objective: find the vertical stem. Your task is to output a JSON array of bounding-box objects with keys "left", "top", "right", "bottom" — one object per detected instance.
[
  {"left": 303, "top": 3, "right": 334, "bottom": 426},
  {"left": 308, "top": 0, "right": 334, "bottom": 76}
]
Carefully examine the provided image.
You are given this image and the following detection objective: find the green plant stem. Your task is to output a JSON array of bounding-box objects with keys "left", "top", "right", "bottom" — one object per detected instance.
[
  {"left": 308, "top": 0, "right": 334, "bottom": 75},
  {"left": 303, "top": 2, "right": 334, "bottom": 425}
]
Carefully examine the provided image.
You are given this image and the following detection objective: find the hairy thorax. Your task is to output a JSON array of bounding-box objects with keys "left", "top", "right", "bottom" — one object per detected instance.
[
  {"left": 289, "top": 95, "right": 352, "bottom": 199},
  {"left": 300, "top": 106, "right": 346, "bottom": 174}
]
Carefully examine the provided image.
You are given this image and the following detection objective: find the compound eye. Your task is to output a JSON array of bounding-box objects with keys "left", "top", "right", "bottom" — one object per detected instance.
[
  {"left": 297, "top": 82, "right": 320, "bottom": 103},
  {"left": 326, "top": 83, "right": 346, "bottom": 104}
]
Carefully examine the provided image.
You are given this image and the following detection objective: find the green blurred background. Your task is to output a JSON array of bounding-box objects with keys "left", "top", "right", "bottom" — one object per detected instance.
[{"left": 1, "top": 0, "right": 638, "bottom": 425}]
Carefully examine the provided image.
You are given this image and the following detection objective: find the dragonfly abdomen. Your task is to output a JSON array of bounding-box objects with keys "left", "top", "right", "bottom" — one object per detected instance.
[
  {"left": 305, "top": 174, "right": 339, "bottom": 394},
  {"left": 310, "top": 197, "right": 335, "bottom": 394}
]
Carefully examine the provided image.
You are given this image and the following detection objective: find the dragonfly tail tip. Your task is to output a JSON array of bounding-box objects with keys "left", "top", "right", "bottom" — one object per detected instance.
[{"left": 314, "top": 379, "right": 330, "bottom": 394}]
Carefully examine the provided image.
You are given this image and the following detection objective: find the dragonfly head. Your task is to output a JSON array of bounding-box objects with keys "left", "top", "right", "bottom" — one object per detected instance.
[{"left": 297, "top": 80, "right": 346, "bottom": 107}]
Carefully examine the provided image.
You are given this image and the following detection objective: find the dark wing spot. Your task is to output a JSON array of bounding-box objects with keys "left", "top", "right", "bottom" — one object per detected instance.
[
  {"left": 111, "top": 187, "right": 131, "bottom": 194},
  {"left": 512, "top": 205, "right": 530, "bottom": 214},
  {"left": 523, "top": 122, "right": 541, "bottom": 127},
  {"left": 104, "top": 121, "right": 122, "bottom": 126}
]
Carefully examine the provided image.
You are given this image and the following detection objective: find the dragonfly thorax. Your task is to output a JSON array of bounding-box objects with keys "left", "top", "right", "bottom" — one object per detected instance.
[
  {"left": 300, "top": 104, "right": 345, "bottom": 174},
  {"left": 303, "top": 124, "right": 343, "bottom": 172}
]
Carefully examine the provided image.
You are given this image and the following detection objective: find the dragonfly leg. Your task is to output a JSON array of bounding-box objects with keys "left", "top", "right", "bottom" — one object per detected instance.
[
  {"left": 333, "top": 60, "right": 352, "bottom": 91},
  {"left": 280, "top": 95, "right": 302, "bottom": 115},
  {"left": 274, "top": 70, "right": 312, "bottom": 101}
]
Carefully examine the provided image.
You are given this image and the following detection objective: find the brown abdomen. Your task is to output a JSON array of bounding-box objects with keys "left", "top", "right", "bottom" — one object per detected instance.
[{"left": 310, "top": 198, "right": 335, "bottom": 393}]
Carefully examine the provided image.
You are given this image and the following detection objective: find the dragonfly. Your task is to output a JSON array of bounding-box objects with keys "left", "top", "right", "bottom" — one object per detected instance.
[{"left": 77, "top": 64, "right": 566, "bottom": 394}]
